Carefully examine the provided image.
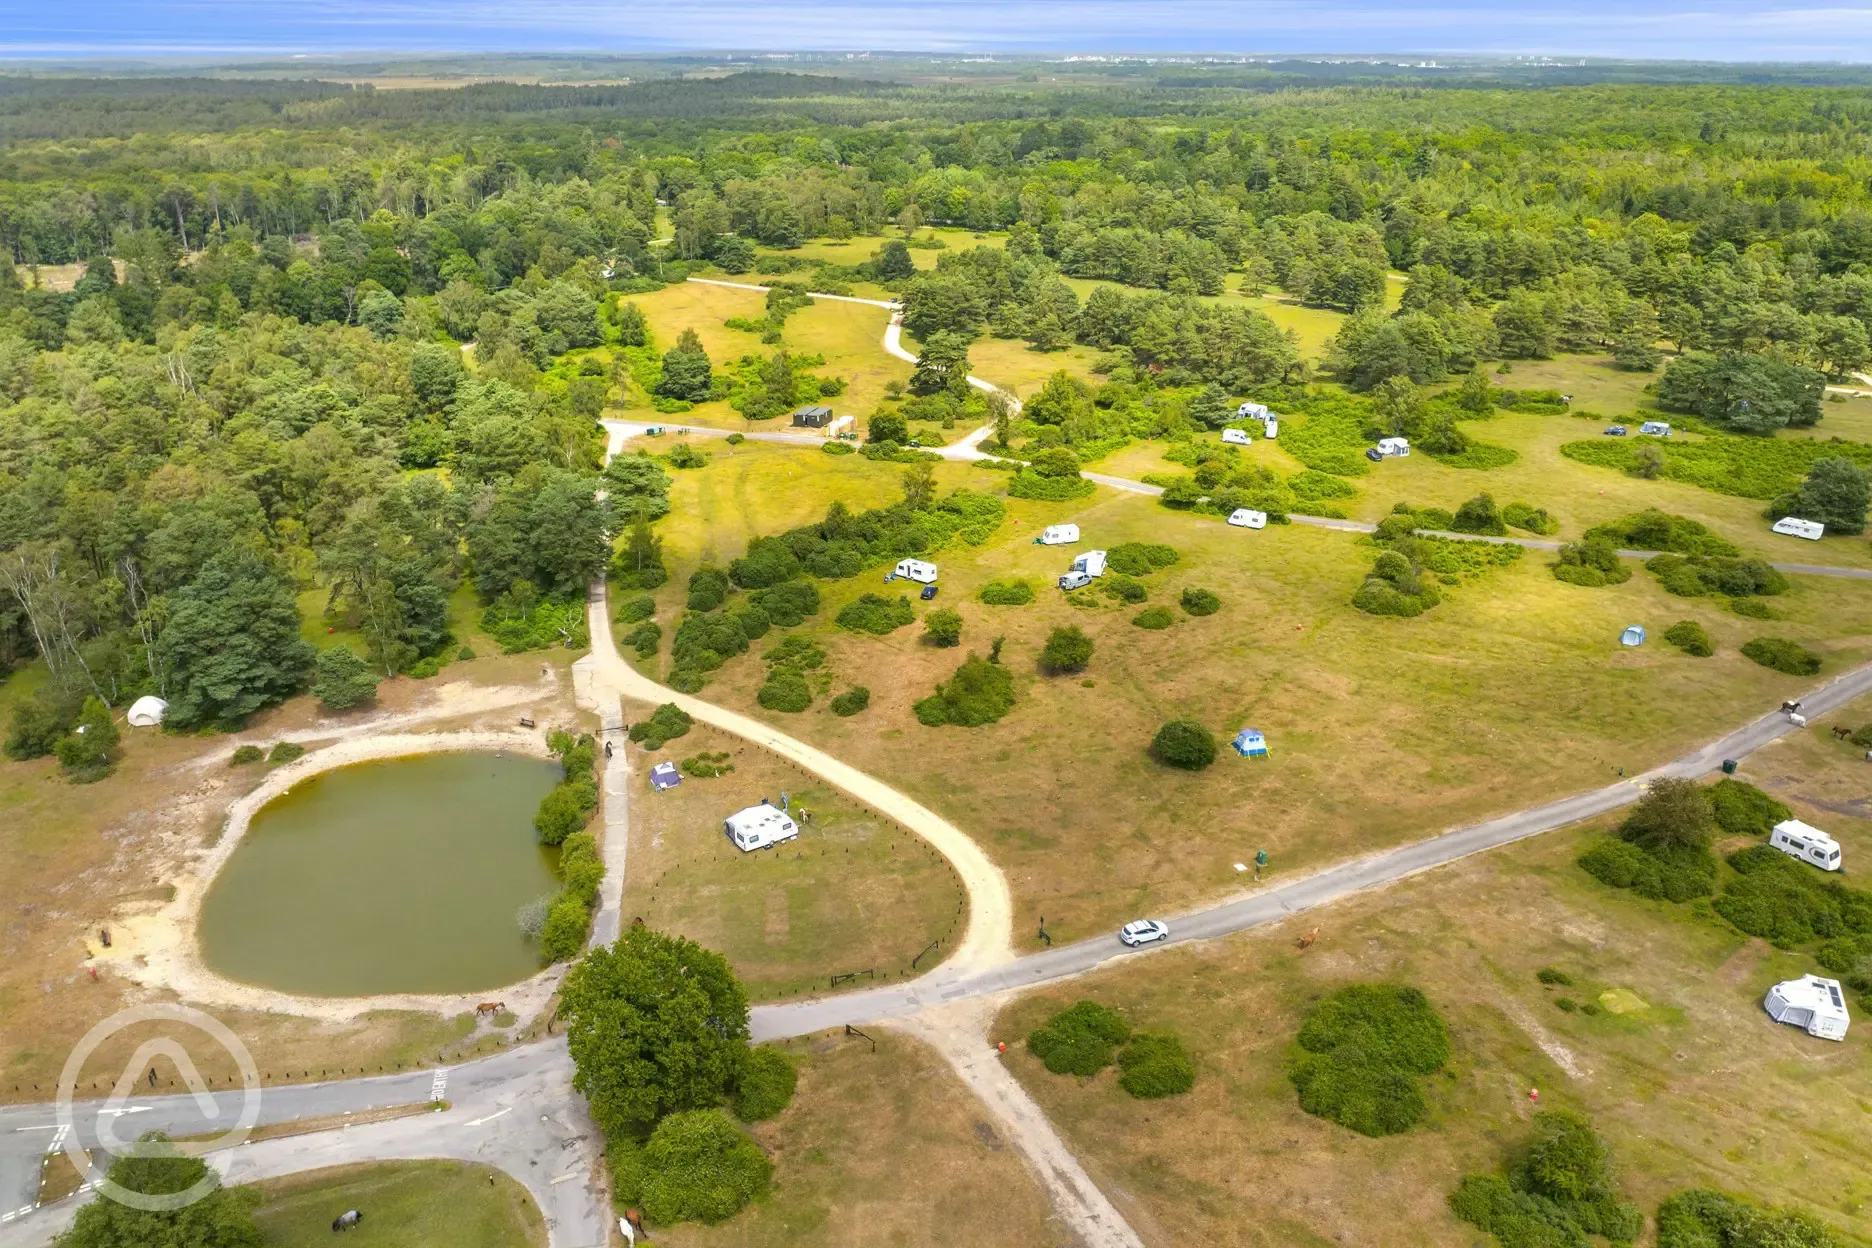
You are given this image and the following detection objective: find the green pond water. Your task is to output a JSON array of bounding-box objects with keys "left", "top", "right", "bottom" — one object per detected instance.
[{"left": 199, "top": 752, "right": 563, "bottom": 996}]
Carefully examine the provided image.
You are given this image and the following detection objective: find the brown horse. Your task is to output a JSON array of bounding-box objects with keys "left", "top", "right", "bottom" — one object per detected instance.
[
  {"left": 1296, "top": 928, "right": 1319, "bottom": 950},
  {"left": 475, "top": 1001, "right": 505, "bottom": 1017},
  {"left": 1833, "top": 725, "right": 1855, "bottom": 741}
]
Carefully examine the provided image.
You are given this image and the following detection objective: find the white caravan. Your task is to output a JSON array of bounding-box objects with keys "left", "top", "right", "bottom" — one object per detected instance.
[
  {"left": 1770, "top": 819, "right": 1842, "bottom": 871},
  {"left": 1071, "top": 550, "right": 1107, "bottom": 578},
  {"left": 724, "top": 803, "right": 800, "bottom": 853},
  {"left": 1038, "top": 524, "right": 1080, "bottom": 545},
  {"left": 891, "top": 558, "right": 938, "bottom": 584},
  {"left": 1236, "top": 401, "right": 1271, "bottom": 421},
  {"left": 1771, "top": 516, "right": 1825, "bottom": 540},
  {"left": 1377, "top": 437, "right": 1412, "bottom": 457},
  {"left": 1227, "top": 508, "right": 1268, "bottom": 529}
]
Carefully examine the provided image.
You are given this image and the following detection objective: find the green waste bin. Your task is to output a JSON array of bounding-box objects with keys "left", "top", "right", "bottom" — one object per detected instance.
[{"left": 1721, "top": 759, "right": 1738, "bottom": 775}]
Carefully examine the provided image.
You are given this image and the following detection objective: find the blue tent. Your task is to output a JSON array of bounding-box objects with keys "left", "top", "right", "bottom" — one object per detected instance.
[
  {"left": 649, "top": 761, "right": 682, "bottom": 791},
  {"left": 1620, "top": 625, "right": 1646, "bottom": 647},
  {"left": 1232, "top": 729, "right": 1268, "bottom": 758}
]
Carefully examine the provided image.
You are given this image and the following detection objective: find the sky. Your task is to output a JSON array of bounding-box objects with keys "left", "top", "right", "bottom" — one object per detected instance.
[{"left": 5, "top": 0, "right": 1872, "bottom": 62}]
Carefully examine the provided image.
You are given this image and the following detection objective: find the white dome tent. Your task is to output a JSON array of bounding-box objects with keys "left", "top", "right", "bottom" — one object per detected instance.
[{"left": 126, "top": 696, "right": 168, "bottom": 728}]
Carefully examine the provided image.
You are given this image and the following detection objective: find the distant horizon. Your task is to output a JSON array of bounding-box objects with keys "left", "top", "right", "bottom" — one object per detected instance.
[{"left": 6, "top": 1, "right": 1872, "bottom": 64}]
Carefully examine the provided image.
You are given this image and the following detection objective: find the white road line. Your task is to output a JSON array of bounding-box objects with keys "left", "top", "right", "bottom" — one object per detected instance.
[
  {"left": 11, "top": 1125, "right": 58, "bottom": 1132},
  {"left": 549, "top": 1172, "right": 579, "bottom": 1185},
  {"left": 465, "top": 1107, "right": 511, "bottom": 1127},
  {"left": 428, "top": 1070, "right": 448, "bottom": 1102},
  {"left": 45, "top": 1124, "right": 68, "bottom": 1154}
]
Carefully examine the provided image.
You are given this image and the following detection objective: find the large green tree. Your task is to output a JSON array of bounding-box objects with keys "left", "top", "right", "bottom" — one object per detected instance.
[
  {"left": 158, "top": 552, "right": 315, "bottom": 730},
  {"left": 58, "top": 1134, "right": 262, "bottom": 1248},
  {"left": 656, "top": 328, "right": 713, "bottom": 402},
  {"left": 1769, "top": 456, "right": 1869, "bottom": 534}
]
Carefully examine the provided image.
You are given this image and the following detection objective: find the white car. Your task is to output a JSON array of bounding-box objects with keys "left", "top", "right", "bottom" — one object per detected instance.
[{"left": 1119, "top": 919, "right": 1169, "bottom": 947}]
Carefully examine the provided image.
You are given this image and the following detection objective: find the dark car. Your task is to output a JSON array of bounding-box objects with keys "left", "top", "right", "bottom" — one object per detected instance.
[
  {"left": 920, "top": 584, "right": 938, "bottom": 600},
  {"left": 1364, "top": 447, "right": 1384, "bottom": 462},
  {"left": 1604, "top": 425, "right": 1627, "bottom": 436}
]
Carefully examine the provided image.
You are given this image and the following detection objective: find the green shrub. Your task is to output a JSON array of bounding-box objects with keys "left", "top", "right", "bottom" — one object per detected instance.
[
  {"left": 1740, "top": 637, "right": 1821, "bottom": 675},
  {"left": 1179, "top": 587, "right": 1222, "bottom": 616},
  {"left": 613, "top": 1109, "right": 773, "bottom": 1226},
  {"left": 836, "top": 593, "right": 915, "bottom": 635},
  {"left": 616, "top": 594, "right": 657, "bottom": 625},
  {"left": 1663, "top": 620, "right": 1713, "bottom": 657},
  {"left": 1450, "top": 1110, "right": 1645, "bottom": 1248},
  {"left": 1709, "top": 778, "right": 1791, "bottom": 837},
  {"left": 538, "top": 894, "right": 593, "bottom": 962},
  {"left": 621, "top": 621, "right": 662, "bottom": 659},
  {"left": 1430, "top": 441, "right": 1519, "bottom": 470},
  {"left": 1027, "top": 1001, "right": 1131, "bottom": 1076},
  {"left": 1556, "top": 997, "right": 1578, "bottom": 1012},
  {"left": 829, "top": 686, "right": 871, "bottom": 716},
  {"left": 313, "top": 646, "right": 379, "bottom": 710},
  {"left": 1007, "top": 469, "right": 1095, "bottom": 500},
  {"left": 1713, "top": 846, "right": 1872, "bottom": 948},
  {"left": 1647, "top": 554, "right": 1787, "bottom": 599},
  {"left": 1564, "top": 435, "right": 1872, "bottom": 503},
  {"left": 482, "top": 596, "right": 588, "bottom": 653},
  {"left": 1585, "top": 510, "right": 1742, "bottom": 555},
  {"left": 668, "top": 669, "right": 707, "bottom": 694},
  {"left": 1577, "top": 837, "right": 1717, "bottom": 903},
  {"left": 1656, "top": 1188, "right": 1843, "bottom": 1248},
  {"left": 534, "top": 778, "right": 599, "bottom": 846},
  {"left": 268, "top": 741, "right": 305, "bottom": 764},
  {"left": 1451, "top": 492, "right": 1507, "bottom": 535},
  {"left": 1132, "top": 605, "right": 1175, "bottom": 629},
  {"left": 1041, "top": 626, "right": 1093, "bottom": 673},
  {"left": 1117, "top": 1032, "right": 1196, "bottom": 1098},
  {"left": 749, "top": 580, "right": 820, "bottom": 627},
  {"left": 1502, "top": 502, "right": 1559, "bottom": 535},
  {"left": 1553, "top": 537, "right": 1631, "bottom": 587},
  {"left": 733, "top": 1047, "right": 797, "bottom": 1122},
  {"left": 914, "top": 655, "right": 1015, "bottom": 727},
  {"left": 1536, "top": 967, "right": 1573, "bottom": 986},
  {"left": 457, "top": 645, "right": 476, "bottom": 661},
  {"left": 763, "top": 634, "right": 826, "bottom": 671},
  {"left": 757, "top": 669, "right": 812, "bottom": 713},
  {"left": 1730, "top": 597, "right": 1774, "bottom": 619},
  {"left": 1152, "top": 719, "right": 1216, "bottom": 770},
  {"left": 230, "top": 744, "right": 264, "bottom": 765},
  {"left": 1852, "top": 723, "right": 1872, "bottom": 748},
  {"left": 923, "top": 607, "right": 964, "bottom": 647},
  {"left": 820, "top": 439, "right": 854, "bottom": 456},
  {"left": 1290, "top": 984, "right": 1449, "bottom": 1137},
  {"left": 406, "top": 654, "right": 444, "bottom": 679},
  {"left": 681, "top": 752, "right": 734, "bottom": 778},
  {"left": 979, "top": 579, "right": 1034, "bottom": 605},
  {"left": 1106, "top": 542, "right": 1180, "bottom": 575},
  {"left": 629, "top": 703, "right": 694, "bottom": 750},
  {"left": 725, "top": 433, "right": 746, "bottom": 445},
  {"left": 1099, "top": 574, "right": 1149, "bottom": 603},
  {"left": 686, "top": 566, "right": 732, "bottom": 612}
]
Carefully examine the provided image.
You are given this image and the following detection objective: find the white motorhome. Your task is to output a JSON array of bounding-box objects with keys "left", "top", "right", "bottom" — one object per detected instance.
[
  {"left": 1038, "top": 524, "right": 1080, "bottom": 546},
  {"left": 724, "top": 803, "right": 800, "bottom": 853},
  {"left": 1072, "top": 550, "right": 1107, "bottom": 578},
  {"left": 1639, "top": 420, "right": 1672, "bottom": 436},
  {"left": 1764, "top": 974, "right": 1850, "bottom": 1041},
  {"left": 1772, "top": 516, "right": 1825, "bottom": 541},
  {"left": 1227, "top": 508, "right": 1268, "bottom": 529},
  {"left": 1236, "top": 401, "right": 1271, "bottom": 421},
  {"left": 891, "top": 558, "right": 938, "bottom": 584},
  {"left": 1221, "top": 427, "right": 1253, "bottom": 446},
  {"left": 1770, "top": 819, "right": 1842, "bottom": 871},
  {"left": 1263, "top": 418, "right": 1279, "bottom": 439},
  {"left": 1377, "top": 437, "right": 1411, "bottom": 457}
]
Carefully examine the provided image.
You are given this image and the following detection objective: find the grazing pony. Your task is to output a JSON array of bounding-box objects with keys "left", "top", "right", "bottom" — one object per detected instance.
[{"left": 331, "top": 1209, "right": 363, "bottom": 1232}]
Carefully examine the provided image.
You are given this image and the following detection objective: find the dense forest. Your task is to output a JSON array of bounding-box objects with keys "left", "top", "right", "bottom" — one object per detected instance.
[{"left": 6, "top": 67, "right": 1872, "bottom": 760}]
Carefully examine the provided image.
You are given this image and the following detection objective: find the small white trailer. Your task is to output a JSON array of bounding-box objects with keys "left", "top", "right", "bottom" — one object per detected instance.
[
  {"left": 1770, "top": 819, "right": 1842, "bottom": 871},
  {"left": 1221, "top": 427, "right": 1253, "bottom": 446},
  {"left": 1037, "top": 524, "right": 1080, "bottom": 546},
  {"left": 1771, "top": 516, "right": 1825, "bottom": 541},
  {"left": 891, "top": 558, "right": 938, "bottom": 584},
  {"left": 1639, "top": 420, "right": 1672, "bottom": 436},
  {"left": 1227, "top": 508, "right": 1268, "bottom": 529},
  {"left": 1764, "top": 974, "right": 1850, "bottom": 1041},
  {"left": 724, "top": 803, "right": 801, "bottom": 853},
  {"left": 1071, "top": 550, "right": 1107, "bottom": 578},
  {"left": 1377, "top": 437, "right": 1412, "bottom": 458}
]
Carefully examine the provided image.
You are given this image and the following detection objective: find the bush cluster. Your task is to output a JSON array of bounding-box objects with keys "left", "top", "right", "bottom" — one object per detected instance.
[
  {"left": 534, "top": 731, "right": 600, "bottom": 847},
  {"left": 1151, "top": 719, "right": 1215, "bottom": 769},
  {"left": 681, "top": 752, "right": 734, "bottom": 778},
  {"left": 1354, "top": 547, "right": 1442, "bottom": 617},
  {"left": 915, "top": 654, "right": 1016, "bottom": 727},
  {"left": 268, "top": 741, "right": 305, "bottom": 764},
  {"left": 621, "top": 621, "right": 661, "bottom": 659},
  {"left": 629, "top": 703, "right": 694, "bottom": 750},
  {"left": 1647, "top": 554, "right": 1788, "bottom": 599},
  {"left": 669, "top": 610, "right": 761, "bottom": 686},
  {"left": 1449, "top": 1112, "right": 1643, "bottom": 1248},
  {"left": 1289, "top": 984, "right": 1450, "bottom": 1137},
  {"left": 1027, "top": 1001, "right": 1131, "bottom": 1075},
  {"left": 1740, "top": 636, "right": 1821, "bottom": 675},
  {"left": 1563, "top": 435, "right": 1872, "bottom": 503},
  {"left": 616, "top": 594, "right": 657, "bottom": 625},
  {"left": 836, "top": 593, "right": 915, "bottom": 635},
  {"left": 1179, "top": 587, "right": 1222, "bottom": 616},
  {"left": 1656, "top": 1189, "right": 1843, "bottom": 1248},
  {"left": 748, "top": 580, "right": 820, "bottom": 627},
  {"left": 1450, "top": 492, "right": 1507, "bottom": 535},
  {"left": 610, "top": 1109, "right": 773, "bottom": 1227},
  {"left": 481, "top": 595, "right": 587, "bottom": 654},
  {"left": 1662, "top": 620, "right": 1712, "bottom": 656},
  {"left": 732, "top": 1047, "right": 797, "bottom": 1122},
  {"left": 686, "top": 567, "right": 732, "bottom": 613},
  {"left": 1116, "top": 1033, "right": 1197, "bottom": 1099},
  {"left": 1132, "top": 605, "right": 1175, "bottom": 629},
  {"left": 728, "top": 492, "right": 1005, "bottom": 588},
  {"left": 1584, "top": 510, "right": 1741, "bottom": 556},
  {"left": 1577, "top": 839, "right": 1718, "bottom": 903},
  {"left": 1099, "top": 574, "right": 1149, "bottom": 604},
  {"left": 1007, "top": 468, "right": 1096, "bottom": 500},
  {"left": 1708, "top": 778, "right": 1790, "bottom": 837},
  {"left": 979, "top": 579, "right": 1034, "bottom": 605},
  {"left": 1731, "top": 597, "right": 1774, "bottom": 619},
  {"left": 1106, "top": 542, "right": 1181, "bottom": 575},
  {"left": 829, "top": 686, "right": 871, "bottom": 716},
  {"left": 923, "top": 607, "right": 964, "bottom": 647},
  {"left": 1041, "top": 626, "right": 1093, "bottom": 673},
  {"left": 538, "top": 831, "right": 605, "bottom": 962},
  {"left": 1714, "top": 846, "right": 1872, "bottom": 948},
  {"left": 229, "top": 744, "right": 263, "bottom": 765},
  {"left": 1553, "top": 537, "right": 1632, "bottom": 588},
  {"left": 757, "top": 669, "right": 812, "bottom": 713},
  {"left": 1502, "top": 501, "right": 1559, "bottom": 535}
]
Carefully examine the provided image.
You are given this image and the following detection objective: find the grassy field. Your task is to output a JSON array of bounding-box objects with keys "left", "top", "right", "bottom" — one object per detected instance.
[
  {"left": 247, "top": 1160, "right": 544, "bottom": 1247},
  {"left": 0, "top": 649, "right": 578, "bottom": 1104},
  {"left": 631, "top": 452, "right": 1872, "bottom": 939},
  {"left": 651, "top": 1028, "right": 1063, "bottom": 1248},
  {"left": 619, "top": 722, "right": 968, "bottom": 1001},
  {"left": 992, "top": 804, "right": 1872, "bottom": 1248}
]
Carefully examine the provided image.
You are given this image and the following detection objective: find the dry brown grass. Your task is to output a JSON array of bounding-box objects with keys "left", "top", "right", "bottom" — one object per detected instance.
[
  {"left": 992, "top": 818, "right": 1872, "bottom": 1247},
  {"left": 619, "top": 723, "right": 968, "bottom": 1001},
  {"left": 651, "top": 1028, "right": 1063, "bottom": 1248}
]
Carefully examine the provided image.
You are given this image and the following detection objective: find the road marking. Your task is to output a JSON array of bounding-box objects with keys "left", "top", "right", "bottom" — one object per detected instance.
[
  {"left": 549, "top": 1172, "right": 579, "bottom": 1185},
  {"left": 465, "top": 1107, "right": 511, "bottom": 1127},
  {"left": 46, "top": 1124, "right": 68, "bottom": 1154},
  {"left": 97, "top": 1106, "right": 150, "bottom": 1118},
  {"left": 12, "top": 1124, "right": 59, "bottom": 1132},
  {"left": 429, "top": 1070, "right": 448, "bottom": 1102}
]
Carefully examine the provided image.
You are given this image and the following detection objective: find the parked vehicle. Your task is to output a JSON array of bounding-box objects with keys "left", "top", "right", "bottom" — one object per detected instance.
[
  {"left": 1070, "top": 550, "right": 1108, "bottom": 578},
  {"left": 893, "top": 558, "right": 938, "bottom": 584},
  {"left": 1227, "top": 508, "right": 1268, "bottom": 529},
  {"left": 1771, "top": 819, "right": 1842, "bottom": 871},
  {"left": 1771, "top": 516, "right": 1825, "bottom": 540},
  {"left": 1263, "top": 418, "right": 1279, "bottom": 438},
  {"left": 1221, "top": 427, "right": 1253, "bottom": 445},
  {"left": 1376, "top": 437, "right": 1411, "bottom": 457},
  {"left": 1604, "top": 425, "right": 1627, "bottom": 436},
  {"left": 1365, "top": 447, "right": 1384, "bottom": 462},
  {"left": 1639, "top": 420, "right": 1672, "bottom": 436},
  {"left": 1119, "top": 919, "right": 1169, "bottom": 947},
  {"left": 920, "top": 583, "right": 938, "bottom": 600},
  {"left": 1058, "top": 570, "right": 1093, "bottom": 590},
  {"left": 1036, "top": 524, "right": 1080, "bottom": 546},
  {"left": 724, "top": 803, "right": 800, "bottom": 852}
]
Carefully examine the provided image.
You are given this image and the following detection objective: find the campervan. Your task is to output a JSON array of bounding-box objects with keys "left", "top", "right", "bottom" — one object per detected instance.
[
  {"left": 1071, "top": 550, "right": 1107, "bottom": 578},
  {"left": 1037, "top": 524, "right": 1080, "bottom": 546},
  {"left": 1771, "top": 819, "right": 1842, "bottom": 871},
  {"left": 1376, "top": 437, "right": 1411, "bottom": 458},
  {"left": 1639, "top": 420, "right": 1672, "bottom": 436},
  {"left": 1772, "top": 516, "right": 1825, "bottom": 541},
  {"left": 1236, "top": 401, "right": 1271, "bottom": 421},
  {"left": 1227, "top": 509, "right": 1268, "bottom": 530},
  {"left": 891, "top": 558, "right": 938, "bottom": 585},
  {"left": 1058, "top": 570, "right": 1093, "bottom": 590},
  {"left": 724, "top": 804, "right": 800, "bottom": 853},
  {"left": 1221, "top": 427, "right": 1253, "bottom": 446},
  {"left": 1263, "top": 418, "right": 1279, "bottom": 438}
]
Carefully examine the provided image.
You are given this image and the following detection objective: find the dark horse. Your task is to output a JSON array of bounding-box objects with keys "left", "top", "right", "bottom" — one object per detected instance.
[{"left": 331, "top": 1209, "right": 363, "bottom": 1232}]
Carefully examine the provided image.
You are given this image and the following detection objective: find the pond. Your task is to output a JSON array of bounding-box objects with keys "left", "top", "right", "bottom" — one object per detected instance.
[{"left": 199, "top": 752, "right": 564, "bottom": 996}]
